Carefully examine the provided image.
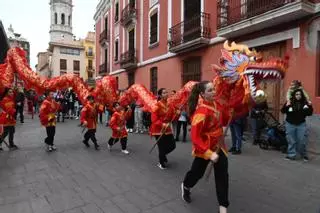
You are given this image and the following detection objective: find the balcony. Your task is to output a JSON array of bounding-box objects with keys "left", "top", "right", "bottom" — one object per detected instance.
[
  {"left": 86, "top": 78, "right": 96, "bottom": 86},
  {"left": 120, "top": 50, "right": 137, "bottom": 69},
  {"left": 168, "top": 13, "right": 211, "bottom": 53},
  {"left": 86, "top": 52, "right": 94, "bottom": 57},
  {"left": 217, "top": 0, "right": 317, "bottom": 38},
  {"left": 86, "top": 66, "right": 95, "bottom": 73},
  {"left": 99, "top": 63, "right": 110, "bottom": 75},
  {"left": 99, "top": 30, "right": 109, "bottom": 46},
  {"left": 120, "top": 3, "right": 137, "bottom": 27}
]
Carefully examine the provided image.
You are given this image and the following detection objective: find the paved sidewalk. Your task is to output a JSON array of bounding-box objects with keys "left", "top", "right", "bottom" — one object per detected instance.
[{"left": 0, "top": 117, "right": 319, "bottom": 213}]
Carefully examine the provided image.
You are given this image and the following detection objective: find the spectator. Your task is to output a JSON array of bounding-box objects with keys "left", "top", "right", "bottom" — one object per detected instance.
[
  {"left": 175, "top": 107, "right": 188, "bottom": 142},
  {"left": 15, "top": 85, "right": 25, "bottom": 123},
  {"left": 281, "top": 89, "right": 313, "bottom": 161},
  {"left": 250, "top": 91, "right": 268, "bottom": 145},
  {"left": 229, "top": 116, "right": 246, "bottom": 154}
]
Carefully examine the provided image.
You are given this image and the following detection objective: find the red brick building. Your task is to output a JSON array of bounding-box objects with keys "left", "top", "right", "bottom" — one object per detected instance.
[{"left": 94, "top": 0, "right": 320, "bottom": 117}]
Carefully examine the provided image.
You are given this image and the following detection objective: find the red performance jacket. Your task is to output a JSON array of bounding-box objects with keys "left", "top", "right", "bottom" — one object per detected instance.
[
  {"left": 39, "top": 98, "right": 60, "bottom": 127},
  {"left": 80, "top": 103, "right": 103, "bottom": 129},
  {"left": 150, "top": 100, "right": 178, "bottom": 136},
  {"left": 109, "top": 109, "right": 132, "bottom": 138},
  {"left": 0, "top": 96, "right": 16, "bottom": 126}
]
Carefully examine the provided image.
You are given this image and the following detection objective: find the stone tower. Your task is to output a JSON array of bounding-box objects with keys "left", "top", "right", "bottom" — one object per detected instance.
[{"left": 49, "top": 0, "right": 73, "bottom": 42}]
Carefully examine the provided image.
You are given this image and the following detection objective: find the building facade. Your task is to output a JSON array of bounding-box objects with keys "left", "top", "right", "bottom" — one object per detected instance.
[
  {"left": 37, "top": 0, "right": 87, "bottom": 79},
  {"left": 94, "top": 0, "right": 320, "bottom": 117},
  {"left": 6, "top": 25, "right": 30, "bottom": 64},
  {"left": 0, "top": 20, "right": 9, "bottom": 64},
  {"left": 48, "top": 40, "right": 85, "bottom": 78},
  {"left": 36, "top": 52, "right": 51, "bottom": 78},
  {"left": 82, "top": 32, "right": 96, "bottom": 83}
]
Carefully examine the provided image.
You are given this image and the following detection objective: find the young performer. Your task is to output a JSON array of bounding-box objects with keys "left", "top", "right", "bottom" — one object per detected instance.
[
  {"left": 39, "top": 91, "right": 60, "bottom": 152},
  {"left": 0, "top": 88, "right": 19, "bottom": 150},
  {"left": 181, "top": 81, "right": 231, "bottom": 213},
  {"left": 150, "top": 88, "right": 179, "bottom": 169},
  {"left": 107, "top": 102, "right": 132, "bottom": 154},
  {"left": 80, "top": 95, "right": 101, "bottom": 150}
]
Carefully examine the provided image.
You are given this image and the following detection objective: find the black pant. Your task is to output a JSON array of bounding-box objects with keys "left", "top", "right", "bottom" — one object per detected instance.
[
  {"left": 45, "top": 126, "right": 56, "bottom": 146},
  {"left": 83, "top": 129, "right": 98, "bottom": 145},
  {"left": 0, "top": 126, "right": 15, "bottom": 146},
  {"left": 183, "top": 151, "right": 229, "bottom": 207},
  {"left": 98, "top": 113, "right": 103, "bottom": 124},
  {"left": 108, "top": 137, "right": 127, "bottom": 150},
  {"left": 16, "top": 104, "right": 24, "bottom": 122},
  {"left": 176, "top": 121, "right": 187, "bottom": 141},
  {"left": 155, "top": 134, "right": 176, "bottom": 165}
]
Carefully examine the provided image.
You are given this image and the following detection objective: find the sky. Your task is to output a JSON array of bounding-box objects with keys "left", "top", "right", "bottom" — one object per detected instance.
[{"left": 0, "top": 0, "right": 99, "bottom": 69}]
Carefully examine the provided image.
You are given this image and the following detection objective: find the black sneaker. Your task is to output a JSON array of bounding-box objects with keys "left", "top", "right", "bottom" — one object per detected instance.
[
  {"left": 232, "top": 150, "right": 242, "bottom": 155},
  {"left": 303, "top": 156, "right": 309, "bottom": 162},
  {"left": 9, "top": 144, "right": 18, "bottom": 150},
  {"left": 181, "top": 183, "right": 191, "bottom": 203},
  {"left": 285, "top": 156, "right": 296, "bottom": 161},
  {"left": 82, "top": 140, "right": 90, "bottom": 148},
  {"left": 228, "top": 147, "right": 236, "bottom": 152},
  {"left": 94, "top": 144, "right": 100, "bottom": 150},
  {"left": 0, "top": 147, "right": 3, "bottom": 151}
]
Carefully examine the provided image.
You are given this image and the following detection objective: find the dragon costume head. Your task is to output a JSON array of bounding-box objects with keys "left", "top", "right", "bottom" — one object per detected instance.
[{"left": 214, "top": 40, "right": 288, "bottom": 103}]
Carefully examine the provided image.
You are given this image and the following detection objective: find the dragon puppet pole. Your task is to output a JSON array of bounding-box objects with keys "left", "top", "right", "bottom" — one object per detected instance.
[
  {"left": 205, "top": 109, "right": 235, "bottom": 182},
  {"left": 149, "top": 103, "right": 186, "bottom": 154}
]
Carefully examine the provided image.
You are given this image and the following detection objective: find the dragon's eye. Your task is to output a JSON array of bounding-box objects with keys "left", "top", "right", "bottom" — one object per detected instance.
[{"left": 249, "top": 56, "right": 256, "bottom": 62}]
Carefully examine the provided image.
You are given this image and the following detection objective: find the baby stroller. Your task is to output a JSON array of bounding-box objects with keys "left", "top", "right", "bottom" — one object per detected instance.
[{"left": 259, "top": 112, "right": 288, "bottom": 153}]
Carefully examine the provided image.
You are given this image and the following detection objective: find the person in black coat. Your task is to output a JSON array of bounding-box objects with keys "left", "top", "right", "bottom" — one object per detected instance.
[{"left": 281, "top": 88, "right": 313, "bottom": 161}]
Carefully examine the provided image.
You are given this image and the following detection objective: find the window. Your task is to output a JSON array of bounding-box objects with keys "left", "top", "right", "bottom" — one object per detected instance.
[
  {"left": 88, "top": 60, "right": 93, "bottom": 69},
  {"left": 73, "top": 60, "right": 80, "bottom": 71},
  {"left": 114, "top": 39, "right": 119, "bottom": 61},
  {"left": 150, "top": 67, "right": 158, "bottom": 95},
  {"left": 88, "top": 71, "right": 93, "bottom": 78},
  {"left": 182, "top": 57, "right": 201, "bottom": 86},
  {"left": 128, "top": 72, "right": 135, "bottom": 87},
  {"left": 115, "top": 2, "right": 119, "bottom": 22},
  {"left": 54, "top": 13, "right": 58, "bottom": 24},
  {"left": 116, "top": 77, "right": 119, "bottom": 89},
  {"left": 317, "top": 32, "right": 320, "bottom": 96},
  {"left": 60, "top": 47, "right": 80, "bottom": 55},
  {"left": 61, "top": 13, "right": 65, "bottom": 25},
  {"left": 68, "top": 15, "right": 71, "bottom": 26},
  {"left": 88, "top": 47, "right": 93, "bottom": 56},
  {"left": 60, "top": 59, "right": 67, "bottom": 70},
  {"left": 149, "top": 10, "right": 158, "bottom": 45}
]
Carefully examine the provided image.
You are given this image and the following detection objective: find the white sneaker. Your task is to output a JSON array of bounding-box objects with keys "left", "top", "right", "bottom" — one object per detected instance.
[
  {"left": 51, "top": 145, "right": 57, "bottom": 151},
  {"left": 157, "top": 163, "right": 166, "bottom": 170},
  {"left": 107, "top": 145, "right": 112, "bottom": 151},
  {"left": 46, "top": 145, "right": 53, "bottom": 152},
  {"left": 121, "top": 150, "right": 129, "bottom": 154}
]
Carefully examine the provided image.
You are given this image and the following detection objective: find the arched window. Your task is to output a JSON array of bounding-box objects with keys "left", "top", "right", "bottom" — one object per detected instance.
[
  {"left": 61, "top": 13, "right": 65, "bottom": 25},
  {"left": 54, "top": 13, "right": 58, "bottom": 24},
  {"left": 68, "top": 15, "right": 71, "bottom": 26}
]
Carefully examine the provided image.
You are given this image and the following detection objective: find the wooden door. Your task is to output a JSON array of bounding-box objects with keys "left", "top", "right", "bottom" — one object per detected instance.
[{"left": 255, "top": 42, "right": 286, "bottom": 121}]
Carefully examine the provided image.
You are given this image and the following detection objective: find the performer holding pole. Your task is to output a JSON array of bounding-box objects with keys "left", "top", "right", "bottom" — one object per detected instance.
[
  {"left": 107, "top": 102, "right": 132, "bottom": 154},
  {"left": 0, "top": 88, "right": 19, "bottom": 150},
  {"left": 150, "top": 88, "right": 179, "bottom": 170},
  {"left": 39, "top": 91, "right": 60, "bottom": 152},
  {"left": 80, "top": 95, "right": 101, "bottom": 150},
  {"left": 181, "top": 81, "right": 232, "bottom": 213}
]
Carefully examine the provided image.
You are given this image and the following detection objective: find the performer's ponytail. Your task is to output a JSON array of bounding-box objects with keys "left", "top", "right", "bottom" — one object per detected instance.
[{"left": 188, "top": 81, "right": 210, "bottom": 116}]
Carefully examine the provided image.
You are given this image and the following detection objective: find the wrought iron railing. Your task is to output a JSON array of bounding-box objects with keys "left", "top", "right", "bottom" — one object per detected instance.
[
  {"left": 217, "top": 0, "right": 299, "bottom": 29},
  {"left": 99, "top": 63, "right": 109, "bottom": 74},
  {"left": 120, "top": 49, "right": 137, "bottom": 66},
  {"left": 86, "top": 52, "right": 94, "bottom": 57},
  {"left": 99, "top": 29, "right": 109, "bottom": 43},
  {"left": 168, "top": 12, "right": 210, "bottom": 49},
  {"left": 120, "top": 3, "right": 137, "bottom": 25}
]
